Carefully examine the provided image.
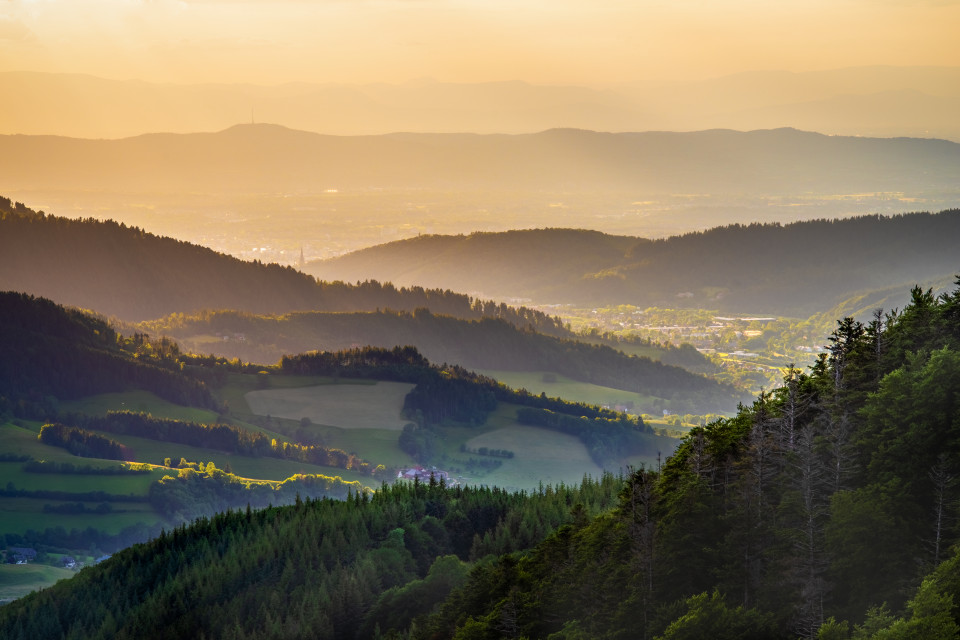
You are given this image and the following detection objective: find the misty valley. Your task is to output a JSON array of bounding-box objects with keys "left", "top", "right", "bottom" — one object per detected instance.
[{"left": 1, "top": 183, "right": 959, "bottom": 638}]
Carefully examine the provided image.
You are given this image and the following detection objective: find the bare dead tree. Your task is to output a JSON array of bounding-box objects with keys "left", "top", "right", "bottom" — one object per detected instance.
[
  {"left": 623, "top": 467, "right": 658, "bottom": 639},
  {"left": 822, "top": 413, "right": 859, "bottom": 494},
  {"left": 929, "top": 453, "right": 956, "bottom": 568},
  {"left": 789, "top": 424, "right": 831, "bottom": 639}
]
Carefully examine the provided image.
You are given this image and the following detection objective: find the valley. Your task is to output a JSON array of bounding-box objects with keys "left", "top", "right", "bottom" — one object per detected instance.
[
  {"left": 1, "top": 191, "right": 958, "bottom": 636},
  {"left": 2, "top": 1, "right": 959, "bottom": 635}
]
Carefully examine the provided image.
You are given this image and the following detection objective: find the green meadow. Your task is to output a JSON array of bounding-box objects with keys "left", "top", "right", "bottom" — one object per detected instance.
[
  {"left": 0, "top": 496, "right": 162, "bottom": 535},
  {"left": 62, "top": 390, "right": 221, "bottom": 423},
  {"left": 0, "top": 370, "right": 679, "bottom": 567},
  {"left": 475, "top": 370, "right": 657, "bottom": 412},
  {"left": 0, "top": 564, "right": 76, "bottom": 604},
  {"left": 244, "top": 381, "right": 415, "bottom": 430},
  {"left": 0, "top": 460, "right": 162, "bottom": 495}
]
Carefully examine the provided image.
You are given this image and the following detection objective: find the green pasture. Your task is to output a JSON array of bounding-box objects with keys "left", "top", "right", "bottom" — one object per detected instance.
[
  {"left": 0, "top": 461, "right": 163, "bottom": 496},
  {"left": 61, "top": 390, "right": 221, "bottom": 424},
  {"left": 243, "top": 381, "right": 415, "bottom": 430},
  {"left": 463, "top": 425, "right": 604, "bottom": 491},
  {"left": 0, "top": 496, "right": 162, "bottom": 535},
  {"left": 475, "top": 370, "right": 658, "bottom": 412},
  {"left": 306, "top": 425, "right": 413, "bottom": 468},
  {"left": 0, "top": 564, "right": 76, "bottom": 604},
  {"left": 217, "top": 372, "right": 376, "bottom": 417},
  {"left": 415, "top": 404, "right": 603, "bottom": 491},
  {"left": 0, "top": 421, "right": 85, "bottom": 464},
  {"left": 420, "top": 404, "right": 679, "bottom": 491}
]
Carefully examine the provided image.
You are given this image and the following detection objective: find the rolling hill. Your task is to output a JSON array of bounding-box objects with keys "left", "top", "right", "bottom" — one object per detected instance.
[
  {"left": 2, "top": 278, "right": 959, "bottom": 639},
  {"left": 307, "top": 211, "right": 960, "bottom": 315},
  {"left": 0, "top": 293, "right": 679, "bottom": 565},
  {"left": 2, "top": 124, "right": 959, "bottom": 196},
  {"left": 137, "top": 307, "right": 742, "bottom": 415},
  {"left": 0, "top": 197, "right": 564, "bottom": 329}
]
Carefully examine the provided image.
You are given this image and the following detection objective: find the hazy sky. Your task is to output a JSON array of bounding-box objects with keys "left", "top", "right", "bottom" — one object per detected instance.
[{"left": 1, "top": 0, "right": 958, "bottom": 85}]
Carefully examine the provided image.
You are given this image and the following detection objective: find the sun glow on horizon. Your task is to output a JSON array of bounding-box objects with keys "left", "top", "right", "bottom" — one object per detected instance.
[{"left": 1, "top": 0, "right": 958, "bottom": 87}]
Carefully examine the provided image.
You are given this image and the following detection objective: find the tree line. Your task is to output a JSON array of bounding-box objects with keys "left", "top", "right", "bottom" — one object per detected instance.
[
  {"left": 37, "top": 423, "right": 129, "bottom": 461},
  {"left": 69, "top": 411, "right": 386, "bottom": 478}
]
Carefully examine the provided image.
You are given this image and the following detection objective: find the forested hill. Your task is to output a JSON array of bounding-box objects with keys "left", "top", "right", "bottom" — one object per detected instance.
[
  {"left": 0, "top": 291, "right": 220, "bottom": 416},
  {"left": 3, "top": 280, "right": 959, "bottom": 639},
  {"left": 2, "top": 125, "right": 959, "bottom": 194},
  {"left": 309, "top": 211, "right": 960, "bottom": 314},
  {"left": 0, "top": 197, "right": 564, "bottom": 331},
  {"left": 139, "top": 307, "right": 737, "bottom": 413}
]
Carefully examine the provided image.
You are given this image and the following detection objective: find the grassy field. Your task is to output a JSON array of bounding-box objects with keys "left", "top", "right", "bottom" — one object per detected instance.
[
  {"left": 303, "top": 425, "right": 413, "bottom": 468},
  {"left": 62, "top": 390, "right": 221, "bottom": 423},
  {"left": 0, "top": 369, "right": 678, "bottom": 547},
  {"left": 463, "top": 425, "right": 604, "bottom": 490},
  {"left": 0, "top": 496, "right": 163, "bottom": 535},
  {"left": 476, "top": 370, "right": 657, "bottom": 412},
  {"left": 0, "top": 460, "right": 163, "bottom": 495},
  {"left": 0, "top": 564, "right": 76, "bottom": 604},
  {"left": 0, "top": 421, "right": 89, "bottom": 464},
  {"left": 218, "top": 372, "right": 373, "bottom": 415},
  {"left": 244, "top": 381, "right": 416, "bottom": 430},
  {"left": 418, "top": 404, "right": 680, "bottom": 491},
  {"left": 417, "top": 405, "right": 604, "bottom": 491}
]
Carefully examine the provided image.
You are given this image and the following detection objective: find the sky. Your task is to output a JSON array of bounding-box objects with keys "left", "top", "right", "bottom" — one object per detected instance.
[{"left": 1, "top": 0, "right": 959, "bottom": 86}]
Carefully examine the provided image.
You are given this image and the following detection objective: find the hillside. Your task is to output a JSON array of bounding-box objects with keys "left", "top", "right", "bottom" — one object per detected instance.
[
  {"left": 0, "top": 291, "right": 219, "bottom": 415},
  {"left": 308, "top": 211, "right": 960, "bottom": 314},
  {"left": 0, "top": 197, "right": 565, "bottom": 329},
  {"left": 0, "top": 293, "right": 678, "bottom": 573},
  {"left": 3, "top": 125, "right": 959, "bottom": 196},
  {"left": 2, "top": 278, "right": 958, "bottom": 638},
  {"left": 138, "top": 307, "right": 740, "bottom": 415}
]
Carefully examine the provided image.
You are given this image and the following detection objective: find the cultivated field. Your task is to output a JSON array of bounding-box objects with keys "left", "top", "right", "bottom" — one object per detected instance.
[{"left": 245, "top": 381, "right": 416, "bottom": 430}]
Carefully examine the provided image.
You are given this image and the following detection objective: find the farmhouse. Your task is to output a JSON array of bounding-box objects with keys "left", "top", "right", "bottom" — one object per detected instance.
[
  {"left": 396, "top": 465, "right": 451, "bottom": 484},
  {"left": 7, "top": 547, "right": 37, "bottom": 564}
]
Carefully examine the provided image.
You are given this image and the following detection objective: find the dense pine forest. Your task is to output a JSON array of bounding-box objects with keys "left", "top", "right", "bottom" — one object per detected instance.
[{"left": 1, "top": 279, "right": 958, "bottom": 638}]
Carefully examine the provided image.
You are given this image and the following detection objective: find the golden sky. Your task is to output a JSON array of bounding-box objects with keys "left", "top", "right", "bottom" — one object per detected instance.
[{"left": 1, "top": 0, "right": 958, "bottom": 85}]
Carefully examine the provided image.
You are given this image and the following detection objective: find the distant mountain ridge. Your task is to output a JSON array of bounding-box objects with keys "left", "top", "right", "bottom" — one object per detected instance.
[
  {"left": 2, "top": 124, "right": 959, "bottom": 196},
  {"left": 2, "top": 67, "right": 959, "bottom": 140},
  {"left": 308, "top": 212, "right": 960, "bottom": 315}
]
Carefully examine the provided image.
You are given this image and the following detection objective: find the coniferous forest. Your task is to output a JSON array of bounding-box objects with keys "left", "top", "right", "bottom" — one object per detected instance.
[{"left": 1, "top": 280, "right": 958, "bottom": 638}]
